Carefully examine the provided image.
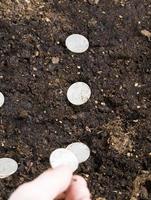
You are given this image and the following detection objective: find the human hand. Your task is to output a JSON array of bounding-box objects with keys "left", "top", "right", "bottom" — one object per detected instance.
[{"left": 9, "top": 166, "right": 91, "bottom": 200}]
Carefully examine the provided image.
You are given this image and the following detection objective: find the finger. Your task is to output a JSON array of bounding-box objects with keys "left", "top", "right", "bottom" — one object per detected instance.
[
  {"left": 55, "top": 192, "right": 66, "bottom": 200},
  {"left": 66, "top": 175, "right": 91, "bottom": 200},
  {"left": 9, "top": 166, "right": 73, "bottom": 200}
]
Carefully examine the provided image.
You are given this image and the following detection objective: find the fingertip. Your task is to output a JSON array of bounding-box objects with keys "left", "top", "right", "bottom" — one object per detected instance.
[
  {"left": 72, "top": 175, "right": 87, "bottom": 187},
  {"left": 66, "top": 175, "right": 91, "bottom": 200}
]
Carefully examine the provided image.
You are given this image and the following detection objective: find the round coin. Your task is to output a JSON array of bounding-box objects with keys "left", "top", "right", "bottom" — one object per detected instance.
[
  {"left": 67, "top": 82, "right": 91, "bottom": 105},
  {"left": 0, "top": 158, "right": 18, "bottom": 179},
  {"left": 67, "top": 142, "right": 90, "bottom": 163},
  {"left": 49, "top": 148, "right": 79, "bottom": 172},
  {"left": 0, "top": 92, "right": 4, "bottom": 107},
  {"left": 65, "top": 34, "right": 89, "bottom": 53}
]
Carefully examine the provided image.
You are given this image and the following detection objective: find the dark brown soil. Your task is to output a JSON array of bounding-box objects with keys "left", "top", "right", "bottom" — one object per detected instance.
[{"left": 0, "top": 0, "right": 151, "bottom": 199}]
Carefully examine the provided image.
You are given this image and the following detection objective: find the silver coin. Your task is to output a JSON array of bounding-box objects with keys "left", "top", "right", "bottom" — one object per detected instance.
[
  {"left": 0, "top": 158, "right": 18, "bottom": 179},
  {"left": 67, "top": 82, "right": 91, "bottom": 105},
  {"left": 0, "top": 92, "right": 4, "bottom": 107},
  {"left": 65, "top": 34, "right": 89, "bottom": 53},
  {"left": 67, "top": 142, "right": 90, "bottom": 163},
  {"left": 49, "top": 148, "right": 79, "bottom": 172}
]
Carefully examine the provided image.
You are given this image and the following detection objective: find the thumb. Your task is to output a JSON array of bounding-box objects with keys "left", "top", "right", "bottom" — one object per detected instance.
[{"left": 9, "top": 166, "right": 73, "bottom": 200}]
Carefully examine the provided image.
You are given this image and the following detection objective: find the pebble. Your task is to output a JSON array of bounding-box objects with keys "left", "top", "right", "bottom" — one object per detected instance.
[
  {"left": 134, "top": 83, "right": 139, "bottom": 87},
  {"left": 49, "top": 148, "right": 79, "bottom": 172},
  {"left": 0, "top": 158, "right": 18, "bottom": 178},
  {"left": 88, "top": 0, "right": 100, "bottom": 4},
  {"left": 18, "top": 110, "right": 29, "bottom": 119},
  {"left": 88, "top": 18, "right": 97, "bottom": 27},
  {"left": 0, "top": 92, "right": 4, "bottom": 107},
  {"left": 52, "top": 57, "right": 60, "bottom": 64},
  {"left": 66, "top": 142, "right": 90, "bottom": 163},
  {"left": 65, "top": 34, "right": 89, "bottom": 53},
  {"left": 67, "top": 82, "right": 91, "bottom": 105},
  {"left": 141, "top": 29, "right": 151, "bottom": 40}
]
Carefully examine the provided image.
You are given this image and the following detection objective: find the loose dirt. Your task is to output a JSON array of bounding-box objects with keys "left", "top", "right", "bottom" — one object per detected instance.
[{"left": 0, "top": 0, "right": 151, "bottom": 199}]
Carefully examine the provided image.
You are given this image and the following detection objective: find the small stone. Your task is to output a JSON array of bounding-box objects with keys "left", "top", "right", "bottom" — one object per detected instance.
[
  {"left": 141, "top": 29, "right": 151, "bottom": 40},
  {"left": 97, "top": 71, "right": 102, "bottom": 74},
  {"left": 1, "top": 142, "right": 5, "bottom": 147},
  {"left": 133, "top": 119, "right": 139, "bottom": 122},
  {"left": 84, "top": 174, "right": 89, "bottom": 178},
  {"left": 127, "top": 152, "right": 131, "bottom": 157},
  {"left": 45, "top": 17, "right": 50, "bottom": 22},
  {"left": 18, "top": 110, "right": 28, "bottom": 119},
  {"left": 88, "top": 0, "right": 100, "bottom": 4},
  {"left": 25, "top": 0, "right": 30, "bottom": 3},
  {"left": 95, "top": 100, "right": 98, "bottom": 104},
  {"left": 119, "top": 15, "right": 123, "bottom": 19},
  {"left": 35, "top": 51, "right": 39, "bottom": 57},
  {"left": 96, "top": 197, "right": 106, "bottom": 200},
  {"left": 52, "top": 57, "right": 60, "bottom": 64},
  {"left": 85, "top": 126, "right": 91, "bottom": 132},
  {"left": 33, "top": 67, "right": 37, "bottom": 71},
  {"left": 88, "top": 18, "right": 97, "bottom": 27}
]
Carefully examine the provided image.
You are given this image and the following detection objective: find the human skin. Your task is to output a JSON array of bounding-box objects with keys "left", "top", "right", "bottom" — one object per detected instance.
[{"left": 9, "top": 166, "right": 91, "bottom": 200}]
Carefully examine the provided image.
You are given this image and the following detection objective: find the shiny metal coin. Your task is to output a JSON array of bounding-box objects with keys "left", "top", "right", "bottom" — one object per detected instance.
[
  {"left": 67, "top": 82, "right": 91, "bottom": 105},
  {"left": 0, "top": 92, "right": 4, "bottom": 107},
  {"left": 0, "top": 158, "right": 18, "bottom": 179},
  {"left": 65, "top": 34, "right": 89, "bottom": 53},
  {"left": 50, "top": 148, "right": 79, "bottom": 172},
  {"left": 67, "top": 142, "right": 90, "bottom": 163}
]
